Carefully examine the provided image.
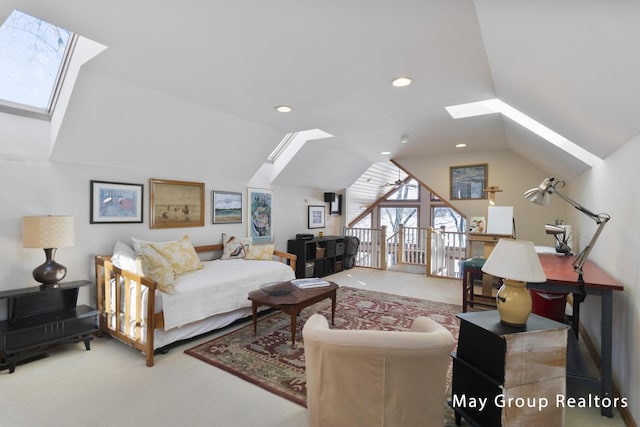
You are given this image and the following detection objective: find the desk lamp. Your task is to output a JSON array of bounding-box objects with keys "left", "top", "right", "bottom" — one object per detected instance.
[
  {"left": 22, "top": 215, "right": 75, "bottom": 287},
  {"left": 482, "top": 239, "right": 546, "bottom": 326},
  {"left": 524, "top": 178, "right": 610, "bottom": 281}
]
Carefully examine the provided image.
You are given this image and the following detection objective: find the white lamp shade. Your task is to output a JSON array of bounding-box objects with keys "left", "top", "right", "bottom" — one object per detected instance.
[
  {"left": 481, "top": 239, "right": 546, "bottom": 283},
  {"left": 23, "top": 215, "right": 75, "bottom": 248}
]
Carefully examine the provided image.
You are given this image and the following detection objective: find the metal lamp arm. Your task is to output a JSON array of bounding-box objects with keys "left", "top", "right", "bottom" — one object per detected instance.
[
  {"left": 550, "top": 186, "right": 611, "bottom": 279},
  {"left": 551, "top": 187, "right": 601, "bottom": 221},
  {"left": 573, "top": 218, "right": 609, "bottom": 280}
]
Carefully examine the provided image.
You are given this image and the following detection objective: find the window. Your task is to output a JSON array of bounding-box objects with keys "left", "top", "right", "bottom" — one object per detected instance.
[
  {"left": 432, "top": 206, "right": 466, "bottom": 233},
  {"left": 0, "top": 10, "right": 75, "bottom": 119},
  {"left": 380, "top": 207, "right": 418, "bottom": 234},
  {"left": 386, "top": 179, "right": 419, "bottom": 200}
]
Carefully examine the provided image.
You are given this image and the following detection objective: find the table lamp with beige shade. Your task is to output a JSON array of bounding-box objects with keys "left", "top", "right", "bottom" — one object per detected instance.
[
  {"left": 481, "top": 239, "right": 546, "bottom": 327},
  {"left": 22, "top": 215, "right": 75, "bottom": 288}
]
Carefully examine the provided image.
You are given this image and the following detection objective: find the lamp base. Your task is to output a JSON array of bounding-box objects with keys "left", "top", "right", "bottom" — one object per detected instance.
[
  {"left": 496, "top": 279, "right": 532, "bottom": 327},
  {"left": 33, "top": 248, "right": 67, "bottom": 288}
]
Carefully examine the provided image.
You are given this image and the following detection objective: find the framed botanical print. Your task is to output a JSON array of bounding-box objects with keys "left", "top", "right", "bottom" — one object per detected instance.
[
  {"left": 308, "top": 205, "right": 326, "bottom": 229},
  {"left": 149, "top": 179, "right": 205, "bottom": 228},
  {"left": 248, "top": 187, "right": 273, "bottom": 243},
  {"left": 90, "top": 180, "right": 143, "bottom": 224},
  {"left": 450, "top": 164, "right": 488, "bottom": 200},
  {"left": 212, "top": 191, "right": 242, "bottom": 224}
]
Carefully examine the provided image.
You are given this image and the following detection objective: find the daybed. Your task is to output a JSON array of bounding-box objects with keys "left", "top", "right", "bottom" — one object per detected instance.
[{"left": 95, "top": 236, "right": 296, "bottom": 367}]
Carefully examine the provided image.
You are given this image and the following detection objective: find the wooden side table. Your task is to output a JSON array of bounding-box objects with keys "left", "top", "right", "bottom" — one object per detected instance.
[
  {"left": 450, "top": 311, "right": 569, "bottom": 426},
  {"left": 248, "top": 281, "right": 338, "bottom": 345}
]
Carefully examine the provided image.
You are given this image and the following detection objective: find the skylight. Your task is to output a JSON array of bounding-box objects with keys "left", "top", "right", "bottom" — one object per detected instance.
[
  {"left": 445, "top": 98, "right": 601, "bottom": 167},
  {"left": 0, "top": 10, "right": 76, "bottom": 119}
]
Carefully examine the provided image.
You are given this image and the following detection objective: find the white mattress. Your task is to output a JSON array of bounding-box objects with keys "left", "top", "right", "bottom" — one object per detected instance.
[{"left": 160, "top": 258, "right": 295, "bottom": 330}]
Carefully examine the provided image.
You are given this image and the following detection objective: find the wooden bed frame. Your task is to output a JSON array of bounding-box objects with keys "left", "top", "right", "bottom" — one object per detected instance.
[{"left": 95, "top": 243, "right": 296, "bottom": 367}]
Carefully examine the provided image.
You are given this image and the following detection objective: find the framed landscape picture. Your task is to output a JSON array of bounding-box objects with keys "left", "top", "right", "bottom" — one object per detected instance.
[
  {"left": 212, "top": 191, "right": 242, "bottom": 224},
  {"left": 248, "top": 187, "right": 273, "bottom": 243},
  {"left": 90, "top": 180, "right": 143, "bottom": 224},
  {"left": 450, "top": 164, "right": 488, "bottom": 200},
  {"left": 149, "top": 179, "right": 204, "bottom": 229},
  {"left": 308, "top": 205, "right": 325, "bottom": 229}
]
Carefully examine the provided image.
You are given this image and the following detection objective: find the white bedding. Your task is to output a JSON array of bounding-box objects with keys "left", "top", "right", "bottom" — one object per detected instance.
[{"left": 160, "top": 258, "right": 295, "bottom": 330}]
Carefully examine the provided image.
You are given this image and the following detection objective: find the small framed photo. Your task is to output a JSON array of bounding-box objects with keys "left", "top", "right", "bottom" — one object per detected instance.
[
  {"left": 212, "top": 191, "right": 242, "bottom": 224},
  {"left": 150, "top": 179, "right": 205, "bottom": 229},
  {"left": 308, "top": 205, "right": 326, "bottom": 229},
  {"left": 90, "top": 180, "right": 143, "bottom": 224},
  {"left": 450, "top": 164, "right": 488, "bottom": 200},
  {"left": 248, "top": 187, "right": 273, "bottom": 244}
]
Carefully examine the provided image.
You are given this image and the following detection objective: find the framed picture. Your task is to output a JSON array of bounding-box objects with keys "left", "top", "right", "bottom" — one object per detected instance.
[
  {"left": 248, "top": 188, "right": 273, "bottom": 243},
  {"left": 149, "top": 179, "right": 204, "bottom": 229},
  {"left": 330, "top": 194, "right": 342, "bottom": 215},
  {"left": 450, "top": 164, "right": 488, "bottom": 200},
  {"left": 308, "top": 205, "right": 326, "bottom": 229},
  {"left": 90, "top": 180, "right": 143, "bottom": 223},
  {"left": 212, "top": 191, "right": 242, "bottom": 224}
]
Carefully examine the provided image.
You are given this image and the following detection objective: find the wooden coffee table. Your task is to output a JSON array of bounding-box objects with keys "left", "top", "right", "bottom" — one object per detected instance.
[{"left": 248, "top": 281, "right": 339, "bottom": 345}]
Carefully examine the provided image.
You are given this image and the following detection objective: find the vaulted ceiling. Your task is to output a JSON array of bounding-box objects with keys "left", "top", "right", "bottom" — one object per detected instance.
[{"left": 3, "top": 1, "right": 639, "bottom": 192}]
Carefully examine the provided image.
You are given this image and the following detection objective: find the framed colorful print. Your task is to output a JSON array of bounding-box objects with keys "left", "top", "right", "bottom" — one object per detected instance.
[
  {"left": 248, "top": 187, "right": 273, "bottom": 243},
  {"left": 149, "top": 179, "right": 205, "bottom": 229},
  {"left": 212, "top": 191, "right": 242, "bottom": 224},
  {"left": 90, "top": 180, "right": 143, "bottom": 224},
  {"left": 308, "top": 205, "right": 325, "bottom": 229},
  {"left": 450, "top": 164, "right": 488, "bottom": 200}
]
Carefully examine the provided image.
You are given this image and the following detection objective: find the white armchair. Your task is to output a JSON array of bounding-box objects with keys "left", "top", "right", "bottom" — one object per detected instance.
[{"left": 302, "top": 313, "right": 455, "bottom": 427}]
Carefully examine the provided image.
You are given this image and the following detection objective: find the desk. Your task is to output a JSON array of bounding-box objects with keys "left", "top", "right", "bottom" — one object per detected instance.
[{"left": 528, "top": 254, "right": 624, "bottom": 418}]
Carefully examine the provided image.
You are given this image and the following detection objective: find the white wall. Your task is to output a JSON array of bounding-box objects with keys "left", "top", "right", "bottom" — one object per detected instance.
[
  {"left": 568, "top": 134, "right": 640, "bottom": 423},
  {"left": 0, "top": 160, "right": 338, "bottom": 319}
]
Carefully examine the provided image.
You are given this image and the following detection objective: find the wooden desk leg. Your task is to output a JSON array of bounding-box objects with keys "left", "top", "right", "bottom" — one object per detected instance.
[
  {"left": 600, "top": 290, "right": 613, "bottom": 418},
  {"left": 252, "top": 302, "right": 258, "bottom": 335},
  {"left": 330, "top": 292, "right": 336, "bottom": 325}
]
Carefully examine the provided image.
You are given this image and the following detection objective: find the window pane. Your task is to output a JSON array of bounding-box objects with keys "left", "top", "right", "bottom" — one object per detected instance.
[
  {"left": 380, "top": 207, "right": 418, "bottom": 234},
  {"left": 433, "top": 207, "right": 466, "bottom": 233},
  {"left": 386, "top": 179, "right": 419, "bottom": 200},
  {"left": 0, "top": 10, "right": 72, "bottom": 109}
]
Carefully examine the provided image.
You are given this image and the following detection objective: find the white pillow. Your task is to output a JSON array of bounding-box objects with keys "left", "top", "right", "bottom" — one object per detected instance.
[{"left": 112, "top": 241, "right": 137, "bottom": 272}]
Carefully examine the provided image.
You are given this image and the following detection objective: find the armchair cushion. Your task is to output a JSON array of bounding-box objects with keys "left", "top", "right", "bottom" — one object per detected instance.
[{"left": 302, "top": 313, "right": 455, "bottom": 427}]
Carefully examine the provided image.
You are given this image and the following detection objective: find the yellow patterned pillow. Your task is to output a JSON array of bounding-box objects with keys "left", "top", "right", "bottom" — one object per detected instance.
[
  {"left": 136, "top": 247, "right": 176, "bottom": 293},
  {"left": 244, "top": 243, "right": 275, "bottom": 260},
  {"left": 148, "top": 235, "right": 203, "bottom": 274}
]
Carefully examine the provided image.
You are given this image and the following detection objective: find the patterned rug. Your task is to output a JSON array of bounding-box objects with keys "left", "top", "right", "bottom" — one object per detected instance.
[{"left": 185, "top": 286, "right": 462, "bottom": 412}]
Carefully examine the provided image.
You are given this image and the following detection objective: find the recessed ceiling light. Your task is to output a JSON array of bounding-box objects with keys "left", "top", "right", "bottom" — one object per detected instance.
[
  {"left": 400, "top": 135, "right": 409, "bottom": 144},
  {"left": 391, "top": 77, "right": 412, "bottom": 87},
  {"left": 380, "top": 151, "right": 392, "bottom": 155},
  {"left": 456, "top": 143, "right": 467, "bottom": 148},
  {"left": 275, "top": 105, "right": 292, "bottom": 113}
]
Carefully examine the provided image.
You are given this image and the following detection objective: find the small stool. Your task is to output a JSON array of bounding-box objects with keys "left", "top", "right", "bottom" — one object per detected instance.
[{"left": 462, "top": 258, "right": 497, "bottom": 312}]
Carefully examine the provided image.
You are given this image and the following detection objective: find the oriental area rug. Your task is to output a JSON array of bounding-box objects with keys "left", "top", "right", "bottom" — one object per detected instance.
[{"left": 185, "top": 286, "right": 461, "bottom": 416}]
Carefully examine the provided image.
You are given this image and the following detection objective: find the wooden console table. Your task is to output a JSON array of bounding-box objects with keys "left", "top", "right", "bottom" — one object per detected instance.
[
  {"left": 528, "top": 254, "right": 624, "bottom": 418},
  {"left": 0, "top": 280, "right": 98, "bottom": 373}
]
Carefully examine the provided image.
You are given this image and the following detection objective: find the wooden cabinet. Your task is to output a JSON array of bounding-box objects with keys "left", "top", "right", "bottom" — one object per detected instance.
[
  {"left": 450, "top": 311, "right": 569, "bottom": 426},
  {"left": 0, "top": 280, "right": 98, "bottom": 373},
  {"left": 287, "top": 236, "right": 345, "bottom": 278}
]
